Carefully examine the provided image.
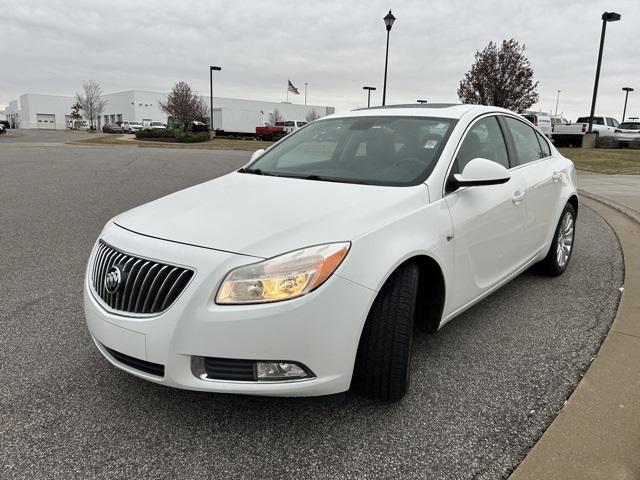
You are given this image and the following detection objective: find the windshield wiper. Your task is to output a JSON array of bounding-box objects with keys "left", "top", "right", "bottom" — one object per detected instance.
[
  {"left": 297, "top": 174, "right": 370, "bottom": 185},
  {"left": 238, "top": 167, "right": 263, "bottom": 175}
]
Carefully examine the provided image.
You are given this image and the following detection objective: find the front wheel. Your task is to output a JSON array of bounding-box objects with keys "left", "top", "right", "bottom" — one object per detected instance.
[
  {"left": 352, "top": 263, "right": 418, "bottom": 401},
  {"left": 540, "top": 203, "right": 576, "bottom": 276}
]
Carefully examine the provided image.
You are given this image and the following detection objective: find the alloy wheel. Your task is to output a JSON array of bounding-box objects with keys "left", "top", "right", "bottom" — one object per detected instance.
[{"left": 556, "top": 212, "right": 574, "bottom": 268}]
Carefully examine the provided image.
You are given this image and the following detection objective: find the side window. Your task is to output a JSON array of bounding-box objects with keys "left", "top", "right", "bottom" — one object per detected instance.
[
  {"left": 610, "top": 118, "right": 619, "bottom": 127},
  {"left": 535, "top": 131, "right": 551, "bottom": 157},
  {"left": 503, "top": 117, "right": 543, "bottom": 165},
  {"left": 452, "top": 116, "right": 509, "bottom": 174},
  {"left": 606, "top": 118, "right": 614, "bottom": 127}
]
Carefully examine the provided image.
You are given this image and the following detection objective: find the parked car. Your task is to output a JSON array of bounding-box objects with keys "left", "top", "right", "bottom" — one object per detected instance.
[
  {"left": 121, "top": 121, "right": 143, "bottom": 133},
  {"left": 614, "top": 121, "right": 640, "bottom": 147},
  {"left": 85, "top": 104, "right": 578, "bottom": 401},
  {"left": 147, "top": 121, "right": 167, "bottom": 130},
  {"left": 0, "top": 123, "right": 5, "bottom": 134},
  {"left": 552, "top": 116, "right": 619, "bottom": 147},
  {"left": 256, "top": 124, "right": 286, "bottom": 141},
  {"left": 0, "top": 120, "right": 10, "bottom": 130},
  {"left": 275, "top": 120, "right": 307, "bottom": 134},
  {"left": 102, "top": 123, "right": 122, "bottom": 133},
  {"left": 522, "top": 114, "right": 552, "bottom": 138},
  {"left": 188, "top": 121, "right": 209, "bottom": 133}
]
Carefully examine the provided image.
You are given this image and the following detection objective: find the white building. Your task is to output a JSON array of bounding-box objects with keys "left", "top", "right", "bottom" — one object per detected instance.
[{"left": 4, "top": 90, "right": 335, "bottom": 132}]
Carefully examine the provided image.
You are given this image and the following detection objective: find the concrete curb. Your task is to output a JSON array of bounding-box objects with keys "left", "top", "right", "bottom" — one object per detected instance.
[
  {"left": 510, "top": 197, "right": 640, "bottom": 479},
  {"left": 578, "top": 188, "right": 640, "bottom": 224}
]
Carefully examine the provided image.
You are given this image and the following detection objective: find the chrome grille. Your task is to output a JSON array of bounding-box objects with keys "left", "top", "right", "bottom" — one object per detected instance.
[{"left": 91, "top": 241, "right": 194, "bottom": 315}]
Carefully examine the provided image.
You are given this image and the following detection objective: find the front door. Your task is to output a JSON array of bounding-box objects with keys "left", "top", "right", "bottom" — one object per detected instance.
[{"left": 444, "top": 115, "right": 527, "bottom": 312}]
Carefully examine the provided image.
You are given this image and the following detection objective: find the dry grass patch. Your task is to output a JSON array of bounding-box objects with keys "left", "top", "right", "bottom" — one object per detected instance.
[{"left": 558, "top": 148, "right": 640, "bottom": 174}]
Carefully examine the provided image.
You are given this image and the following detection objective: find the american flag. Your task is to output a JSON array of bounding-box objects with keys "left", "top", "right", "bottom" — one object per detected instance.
[{"left": 288, "top": 80, "right": 300, "bottom": 94}]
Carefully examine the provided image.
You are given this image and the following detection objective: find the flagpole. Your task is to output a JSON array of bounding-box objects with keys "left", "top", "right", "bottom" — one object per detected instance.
[{"left": 305, "top": 82, "right": 308, "bottom": 105}]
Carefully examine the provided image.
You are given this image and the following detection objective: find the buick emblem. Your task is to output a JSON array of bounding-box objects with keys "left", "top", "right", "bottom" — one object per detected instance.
[{"left": 105, "top": 266, "right": 122, "bottom": 294}]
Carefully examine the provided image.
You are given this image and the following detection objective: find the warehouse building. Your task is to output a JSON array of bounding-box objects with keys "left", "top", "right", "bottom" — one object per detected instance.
[{"left": 2, "top": 91, "right": 335, "bottom": 132}]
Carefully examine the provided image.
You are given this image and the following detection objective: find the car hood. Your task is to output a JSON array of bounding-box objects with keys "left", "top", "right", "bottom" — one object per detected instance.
[{"left": 114, "top": 172, "right": 430, "bottom": 258}]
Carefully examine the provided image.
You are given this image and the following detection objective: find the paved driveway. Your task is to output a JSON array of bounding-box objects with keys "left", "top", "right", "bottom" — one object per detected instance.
[
  {"left": 0, "top": 128, "right": 99, "bottom": 144},
  {"left": 0, "top": 141, "right": 623, "bottom": 479}
]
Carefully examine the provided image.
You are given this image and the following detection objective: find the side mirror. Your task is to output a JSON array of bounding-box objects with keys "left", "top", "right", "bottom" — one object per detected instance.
[
  {"left": 452, "top": 158, "right": 510, "bottom": 187},
  {"left": 249, "top": 149, "right": 265, "bottom": 163}
]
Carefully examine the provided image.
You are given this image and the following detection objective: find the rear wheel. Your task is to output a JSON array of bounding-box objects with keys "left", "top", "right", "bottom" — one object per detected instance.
[
  {"left": 540, "top": 203, "right": 576, "bottom": 276},
  {"left": 352, "top": 263, "right": 418, "bottom": 401}
]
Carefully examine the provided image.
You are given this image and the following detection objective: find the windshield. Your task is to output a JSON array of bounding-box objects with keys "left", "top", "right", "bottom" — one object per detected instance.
[
  {"left": 245, "top": 116, "right": 455, "bottom": 186},
  {"left": 619, "top": 122, "right": 640, "bottom": 130}
]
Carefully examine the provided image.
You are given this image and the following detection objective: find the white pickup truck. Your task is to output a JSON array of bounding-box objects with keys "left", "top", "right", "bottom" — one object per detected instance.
[{"left": 552, "top": 116, "right": 619, "bottom": 147}]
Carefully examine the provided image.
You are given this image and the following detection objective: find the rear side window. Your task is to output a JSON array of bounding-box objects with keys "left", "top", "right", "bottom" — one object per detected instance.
[
  {"left": 452, "top": 116, "right": 509, "bottom": 174},
  {"left": 503, "top": 117, "right": 543, "bottom": 165},
  {"left": 577, "top": 117, "right": 604, "bottom": 125},
  {"left": 535, "top": 131, "right": 551, "bottom": 157}
]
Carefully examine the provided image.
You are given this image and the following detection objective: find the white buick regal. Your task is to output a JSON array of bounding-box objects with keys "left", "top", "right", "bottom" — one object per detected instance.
[{"left": 85, "top": 104, "right": 578, "bottom": 401}]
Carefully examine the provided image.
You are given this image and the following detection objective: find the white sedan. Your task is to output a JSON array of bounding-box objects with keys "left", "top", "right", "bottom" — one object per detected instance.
[
  {"left": 84, "top": 104, "right": 578, "bottom": 401},
  {"left": 614, "top": 121, "right": 640, "bottom": 147}
]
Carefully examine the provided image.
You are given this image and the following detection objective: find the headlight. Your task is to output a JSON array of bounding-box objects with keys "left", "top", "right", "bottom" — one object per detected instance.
[{"left": 216, "top": 242, "right": 350, "bottom": 304}]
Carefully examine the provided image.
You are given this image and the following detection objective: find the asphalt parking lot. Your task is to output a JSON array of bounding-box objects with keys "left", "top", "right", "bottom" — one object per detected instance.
[{"left": 0, "top": 134, "right": 624, "bottom": 479}]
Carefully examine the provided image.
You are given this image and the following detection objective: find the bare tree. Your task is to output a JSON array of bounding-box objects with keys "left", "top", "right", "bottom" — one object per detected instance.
[
  {"left": 159, "top": 81, "right": 204, "bottom": 131},
  {"left": 457, "top": 39, "right": 539, "bottom": 113},
  {"left": 268, "top": 109, "right": 284, "bottom": 125},
  {"left": 305, "top": 109, "right": 320, "bottom": 122},
  {"left": 75, "top": 80, "right": 107, "bottom": 131}
]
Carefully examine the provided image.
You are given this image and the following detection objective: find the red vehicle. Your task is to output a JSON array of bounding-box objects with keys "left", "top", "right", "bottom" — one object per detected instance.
[{"left": 255, "top": 125, "right": 286, "bottom": 141}]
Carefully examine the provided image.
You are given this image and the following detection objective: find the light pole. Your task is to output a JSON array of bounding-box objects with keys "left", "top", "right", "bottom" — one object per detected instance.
[
  {"left": 382, "top": 10, "right": 396, "bottom": 106},
  {"left": 210, "top": 65, "right": 221, "bottom": 136},
  {"left": 587, "top": 12, "right": 621, "bottom": 133},
  {"left": 417, "top": 99, "right": 428, "bottom": 104},
  {"left": 363, "top": 86, "right": 376, "bottom": 107},
  {"left": 554, "top": 90, "right": 561, "bottom": 117},
  {"left": 622, "top": 87, "right": 634, "bottom": 122}
]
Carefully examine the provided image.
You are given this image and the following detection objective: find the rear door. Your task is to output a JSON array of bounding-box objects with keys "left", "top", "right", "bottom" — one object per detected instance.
[
  {"left": 501, "top": 116, "right": 562, "bottom": 260},
  {"left": 444, "top": 115, "right": 527, "bottom": 311}
]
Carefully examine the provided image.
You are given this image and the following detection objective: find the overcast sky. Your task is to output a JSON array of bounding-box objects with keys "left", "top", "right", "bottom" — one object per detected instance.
[{"left": 2, "top": 0, "right": 638, "bottom": 121}]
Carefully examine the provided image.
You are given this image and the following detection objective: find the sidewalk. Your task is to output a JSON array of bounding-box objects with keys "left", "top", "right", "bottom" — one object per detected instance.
[
  {"left": 578, "top": 171, "right": 640, "bottom": 221},
  {"left": 511, "top": 172, "right": 640, "bottom": 479}
]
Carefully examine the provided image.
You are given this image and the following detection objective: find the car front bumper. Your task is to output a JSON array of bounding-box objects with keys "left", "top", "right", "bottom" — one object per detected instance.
[{"left": 84, "top": 224, "right": 375, "bottom": 397}]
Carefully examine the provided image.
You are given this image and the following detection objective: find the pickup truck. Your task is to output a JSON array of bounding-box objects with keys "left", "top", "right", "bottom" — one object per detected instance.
[
  {"left": 552, "top": 116, "right": 620, "bottom": 147},
  {"left": 256, "top": 125, "right": 286, "bottom": 141}
]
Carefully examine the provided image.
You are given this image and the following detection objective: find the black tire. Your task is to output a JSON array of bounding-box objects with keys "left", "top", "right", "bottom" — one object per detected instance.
[
  {"left": 352, "top": 263, "right": 418, "bottom": 401},
  {"left": 539, "top": 203, "right": 576, "bottom": 276}
]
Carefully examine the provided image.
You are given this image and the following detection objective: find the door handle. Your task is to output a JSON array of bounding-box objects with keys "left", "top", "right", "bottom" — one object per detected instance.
[
  {"left": 552, "top": 172, "right": 562, "bottom": 183},
  {"left": 512, "top": 191, "right": 526, "bottom": 204}
]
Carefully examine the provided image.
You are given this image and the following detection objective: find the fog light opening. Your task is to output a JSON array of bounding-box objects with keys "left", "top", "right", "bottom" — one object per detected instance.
[{"left": 256, "top": 361, "right": 311, "bottom": 381}]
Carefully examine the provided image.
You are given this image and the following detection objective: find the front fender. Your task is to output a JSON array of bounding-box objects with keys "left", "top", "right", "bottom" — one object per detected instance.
[{"left": 337, "top": 196, "right": 454, "bottom": 311}]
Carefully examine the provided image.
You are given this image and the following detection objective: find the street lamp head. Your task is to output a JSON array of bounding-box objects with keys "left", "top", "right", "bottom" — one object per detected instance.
[
  {"left": 383, "top": 10, "right": 395, "bottom": 31},
  {"left": 210, "top": 66, "right": 222, "bottom": 71},
  {"left": 417, "top": 99, "right": 428, "bottom": 104},
  {"left": 622, "top": 87, "right": 634, "bottom": 92},
  {"left": 602, "top": 12, "right": 621, "bottom": 22},
  {"left": 363, "top": 86, "right": 377, "bottom": 91}
]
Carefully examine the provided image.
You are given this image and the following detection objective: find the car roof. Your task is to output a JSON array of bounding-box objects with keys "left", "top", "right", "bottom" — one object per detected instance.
[{"left": 328, "top": 104, "right": 513, "bottom": 120}]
